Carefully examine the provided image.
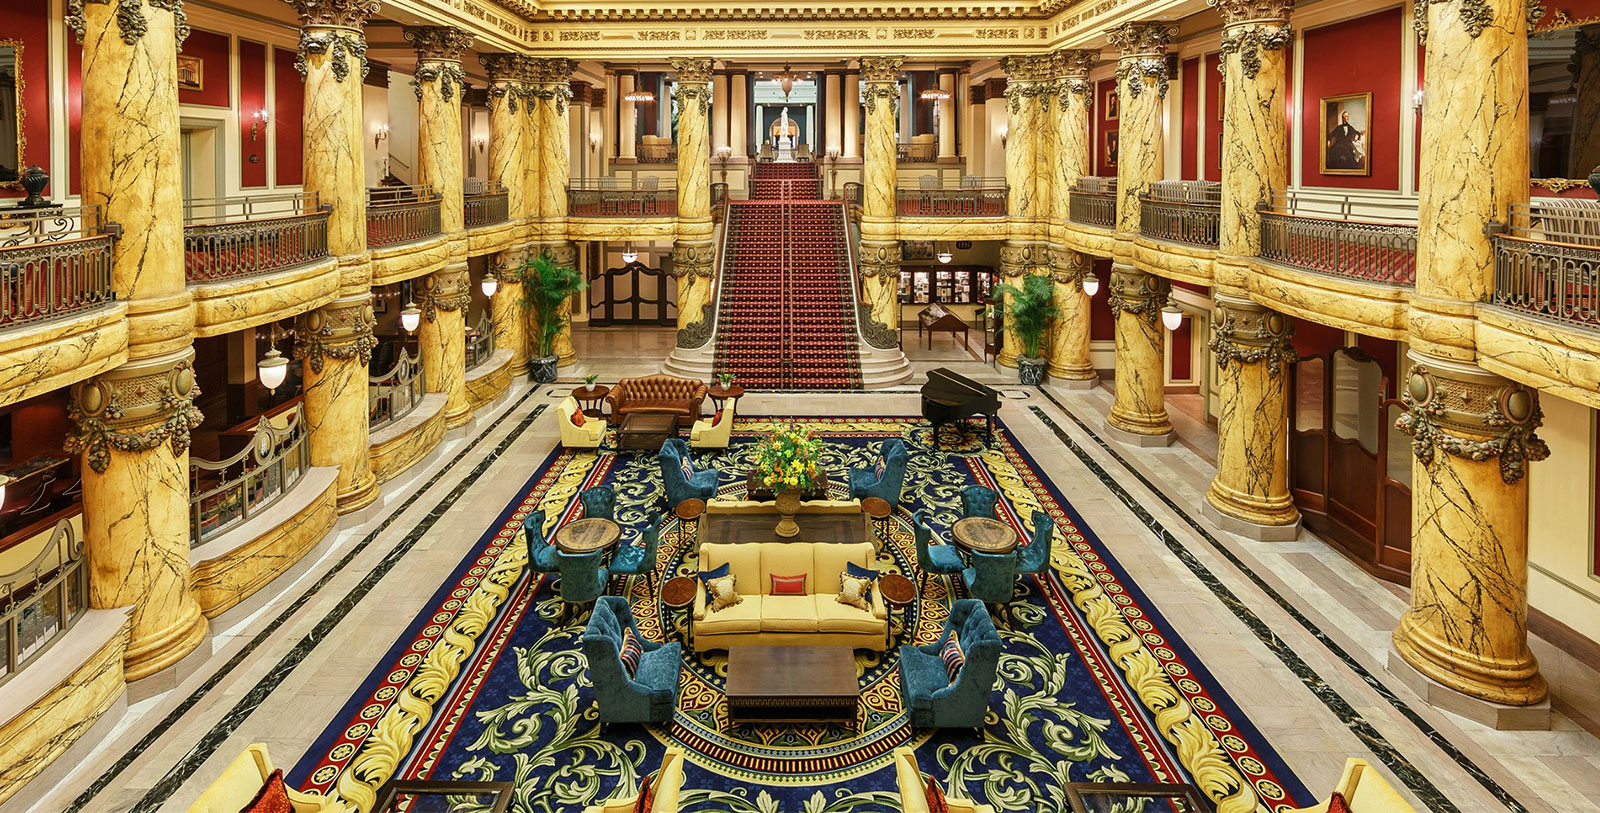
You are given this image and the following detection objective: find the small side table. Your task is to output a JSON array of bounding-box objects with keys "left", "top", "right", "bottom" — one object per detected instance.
[
  {"left": 675, "top": 497, "right": 706, "bottom": 522},
  {"left": 571, "top": 385, "right": 611, "bottom": 419},
  {"left": 861, "top": 497, "right": 892, "bottom": 522},
  {"left": 707, "top": 383, "right": 745, "bottom": 413},
  {"left": 878, "top": 572, "right": 916, "bottom": 633},
  {"left": 661, "top": 576, "right": 699, "bottom": 644}
]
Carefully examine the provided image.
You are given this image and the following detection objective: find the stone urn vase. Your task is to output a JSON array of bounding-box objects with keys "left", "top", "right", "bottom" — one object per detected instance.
[
  {"left": 773, "top": 488, "right": 802, "bottom": 538},
  {"left": 530, "top": 354, "right": 559, "bottom": 383},
  {"left": 1017, "top": 356, "right": 1047, "bottom": 386},
  {"left": 18, "top": 165, "right": 50, "bottom": 208}
]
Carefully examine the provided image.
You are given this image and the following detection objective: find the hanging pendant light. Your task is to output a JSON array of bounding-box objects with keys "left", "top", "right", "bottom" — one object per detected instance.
[
  {"left": 1161, "top": 301, "right": 1185, "bottom": 332},
  {"left": 401, "top": 300, "right": 422, "bottom": 333},
  {"left": 481, "top": 270, "right": 499, "bottom": 298},
  {"left": 621, "top": 242, "right": 639, "bottom": 264},
  {"left": 257, "top": 346, "right": 289, "bottom": 392},
  {"left": 623, "top": 87, "right": 655, "bottom": 103},
  {"left": 936, "top": 242, "right": 953, "bottom": 264},
  {"left": 774, "top": 65, "right": 799, "bottom": 100},
  {"left": 919, "top": 87, "right": 951, "bottom": 101},
  {"left": 1080, "top": 272, "right": 1100, "bottom": 298}
]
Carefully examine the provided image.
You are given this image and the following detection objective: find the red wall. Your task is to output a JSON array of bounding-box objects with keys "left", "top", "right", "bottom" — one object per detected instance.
[
  {"left": 1290, "top": 318, "right": 1344, "bottom": 358},
  {"left": 273, "top": 46, "right": 304, "bottom": 187},
  {"left": 1094, "top": 78, "right": 1119, "bottom": 177},
  {"left": 1170, "top": 319, "right": 1193, "bottom": 380},
  {"left": 239, "top": 40, "right": 268, "bottom": 188},
  {"left": 68, "top": 41, "right": 82, "bottom": 196},
  {"left": 1204, "top": 53, "right": 1223, "bottom": 182},
  {"left": 0, "top": 2, "right": 51, "bottom": 199},
  {"left": 1300, "top": 9, "right": 1404, "bottom": 190},
  {"left": 1180, "top": 56, "right": 1199, "bottom": 180},
  {"left": 179, "top": 29, "right": 231, "bottom": 109},
  {"left": 1089, "top": 258, "right": 1115, "bottom": 341}
]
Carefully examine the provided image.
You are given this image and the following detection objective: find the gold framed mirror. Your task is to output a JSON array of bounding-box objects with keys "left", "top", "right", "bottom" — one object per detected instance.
[
  {"left": 1529, "top": 10, "right": 1600, "bottom": 193},
  {"left": 0, "top": 39, "right": 20, "bottom": 191}
]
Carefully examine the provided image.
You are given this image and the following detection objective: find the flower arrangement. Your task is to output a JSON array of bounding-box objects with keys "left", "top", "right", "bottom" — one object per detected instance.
[
  {"left": 750, "top": 424, "right": 824, "bottom": 492},
  {"left": 716, "top": 372, "right": 736, "bottom": 388}
]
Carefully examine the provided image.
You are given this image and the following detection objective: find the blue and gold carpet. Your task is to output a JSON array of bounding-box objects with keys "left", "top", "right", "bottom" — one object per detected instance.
[{"left": 290, "top": 416, "right": 1312, "bottom": 812}]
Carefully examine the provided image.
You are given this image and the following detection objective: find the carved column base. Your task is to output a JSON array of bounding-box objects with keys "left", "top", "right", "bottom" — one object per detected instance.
[
  {"left": 297, "top": 294, "right": 379, "bottom": 514},
  {"left": 1106, "top": 265, "right": 1172, "bottom": 440},
  {"left": 857, "top": 238, "right": 901, "bottom": 342},
  {"left": 672, "top": 239, "right": 716, "bottom": 349},
  {"left": 1205, "top": 296, "right": 1299, "bottom": 536}
]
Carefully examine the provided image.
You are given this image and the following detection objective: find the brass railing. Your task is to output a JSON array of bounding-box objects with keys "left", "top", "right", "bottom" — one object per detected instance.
[
  {"left": 369, "top": 349, "right": 426, "bottom": 430},
  {"left": 896, "top": 179, "right": 1008, "bottom": 217},
  {"left": 188, "top": 405, "right": 310, "bottom": 547},
  {"left": 567, "top": 179, "right": 677, "bottom": 217},
  {"left": 0, "top": 515, "right": 86, "bottom": 685},
  {"left": 637, "top": 142, "right": 677, "bottom": 163},
  {"left": 466, "top": 312, "right": 495, "bottom": 370},
  {"left": 896, "top": 141, "right": 938, "bottom": 162},
  {"left": 464, "top": 182, "right": 510, "bottom": 229},
  {"left": 183, "top": 192, "right": 330, "bottom": 283},
  {"left": 366, "top": 186, "right": 442, "bottom": 248},
  {"left": 1257, "top": 194, "right": 1417, "bottom": 285},
  {"left": 1491, "top": 200, "right": 1600, "bottom": 328},
  {"left": 0, "top": 205, "right": 118, "bottom": 327},
  {"left": 1139, "top": 181, "right": 1221, "bottom": 247},
  {"left": 1067, "top": 177, "right": 1118, "bottom": 229}
]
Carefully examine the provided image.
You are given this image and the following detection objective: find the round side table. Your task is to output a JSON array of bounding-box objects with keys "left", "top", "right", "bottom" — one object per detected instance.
[
  {"left": 952, "top": 516, "right": 1019, "bottom": 554},
  {"left": 571, "top": 385, "right": 611, "bottom": 419},
  {"left": 661, "top": 576, "right": 699, "bottom": 644},
  {"left": 877, "top": 572, "right": 916, "bottom": 634},
  {"left": 675, "top": 497, "right": 706, "bottom": 522},
  {"left": 707, "top": 383, "right": 745, "bottom": 413},
  {"left": 554, "top": 518, "right": 622, "bottom": 554}
]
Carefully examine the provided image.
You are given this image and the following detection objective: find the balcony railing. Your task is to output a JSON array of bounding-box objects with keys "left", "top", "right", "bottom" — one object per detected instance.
[
  {"left": 0, "top": 205, "right": 117, "bottom": 328},
  {"left": 188, "top": 404, "right": 310, "bottom": 547},
  {"left": 1258, "top": 191, "right": 1418, "bottom": 285},
  {"left": 1139, "top": 181, "right": 1220, "bottom": 247},
  {"left": 843, "top": 182, "right": 863, "bottom": 207},
  {"left": 567, "top": 179, "right": 677, "bottom": 217},
  {"left": 0, "top": 514, "right": 86, "bottom": 686},
  {"left": 369, "top": 349, "right": 426, "bottom": 430},
  {"left": 896, "top": 141, "right": 938, "bottom": 163},
  {"left": 1068, "top": 177, "right": 1118, "bottom": 229},
  {"left": 464, "top": 181, "right": 510, "bottom": 229},
  {"left": 466, "top": 312, "right": 495, "bottom": 371},
  {"left": 637, "top": 142, "right": 677, "bottom": 163},
  {"left": 183, "top": 193, "right": 330, "bottom": 283},
  {"left": 1491, "top": 200, "right": 1600, "bottom": 329},
  {"left": 366, "top": 186, "right": 442, "bottom": 249},
  {"left": 896, "top": 178, "right": 1007, "bottom": 217}
]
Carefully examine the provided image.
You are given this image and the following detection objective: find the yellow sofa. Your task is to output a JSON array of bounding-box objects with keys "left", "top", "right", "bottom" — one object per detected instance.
[
  {"left": 893, "top": 748, "right": 994, "bottom": 813},
  {"left": 558, "top": 397, "right": 607, "bottom": 448},
  {"left": 1289, "top": 758, "right": 1415, "bottom": 812},
  {"left": 584, "top": 747, "right": 688, "bottom": 813},
  {"left": 692, "top": 541, "right": 887, "bottom": 652},
  {"left": 187, "top": 743, "right": 346, "bottom": 813}
]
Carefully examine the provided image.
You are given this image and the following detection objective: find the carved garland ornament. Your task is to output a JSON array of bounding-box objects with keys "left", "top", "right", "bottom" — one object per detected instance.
[
  {"left": 1218, "top": 23, "right": 1293, "bottom": 79},
  {"left": 676, "top": 306, "right": 715, "bottom": 349},
  {"left": 422, "top": 269, "right": 472, "bottom": 323},
  {"left": 1105, "top": 268, "right": 1169, "bottom": 327},
  {"left": 862, "top": 83, "right": 900, "bottom": 118},
  {"left": 673, "top": 82, "right": 712, "bottom": 118},
  {"left": 1116, "top": 58, "right": 1172, "bottom": 99},
  {"left": 1414, "top": 0, "right": 1497, "bottom": 42},
  {"left": 67, "top": 0, "right": 190, "bottom": 48},
  {"left": 1209, "top": 304, "right": 1296, "bottom": 375},
  {"left": 295, "top": 30, "right": 369, "bottom": 83},
  {"left": 1061, "top": 77, "right": 1094, "bottom": 108},
  {"left": 294, "top": 300, "right": 378, "bottom": 375},
  {"left": 856, "top": 303, "right": 901, "bottom": 350},
  {"left": 65, "top": 360, "right": 205, "bottom": 474},
  {"left": 1395, "top": 364, "right": 1550, "bottom": 484},
  {"left": 1048, "top": 249, "right": 1089, "bottom": 285},
  {"left": 412, "top": 62, "right": 467, "bottom": 103}
]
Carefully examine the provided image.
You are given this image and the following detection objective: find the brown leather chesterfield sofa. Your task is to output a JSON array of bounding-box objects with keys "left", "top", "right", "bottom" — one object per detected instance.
[{"left": 604, "top": 375, "right": 707, "bottom": 420}]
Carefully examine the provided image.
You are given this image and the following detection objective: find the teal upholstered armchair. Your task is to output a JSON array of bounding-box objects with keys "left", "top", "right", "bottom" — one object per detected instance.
[
  {"left": 580, "top": 485, "right": 617, "bottom": 520},
  {"left": 556, "top": 548, "right": 609, "bottom": 624},
  {"left": 659, "top": 438, "right": 719, "bottom": 509},
  {"left": 582, "top": 597, "right": 682, "bottom": 724},
  {"left": 961, "top": 550, "right": 1018, "bottom": 605},
  {"left": 1015, "top": 509, "right": 1055, "bottom": 576},
  {"left": 960, "top": 486, "right": 999, "bottom": 519},
  {"left": 912, "top": 509, "right": 965, "bottom": 591},
  {"left": 525, "top": 509, "right": 560, "bottom": 577},
  {"left": 850, "top": 438, "right": 910, "bottom": 508},
  {"left": 611, "top": 514, "right": 663, "bottom": 592},
  {"left": 899, "top": 599, "right": 1001, "bottom": 728}
]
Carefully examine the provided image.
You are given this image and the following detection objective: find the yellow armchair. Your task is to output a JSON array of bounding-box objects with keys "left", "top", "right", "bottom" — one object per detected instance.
[
  {"left": 187, "top": 744, "right": 348, "bottom": 813},
  {"left": 585, "top": 747, "right": 688, "bottom": 813},
  {"left": 690, "top": 397, "right": 736, "bottom": 449},
  {"left": 559, "top": 397, "right": 607, "bottom": 448},
  {"left": 1289, "top": 758, "right": 1416, "bottom": 813},
  {"left": 893, "top": 748, "right": 993, "bottom": 813}
]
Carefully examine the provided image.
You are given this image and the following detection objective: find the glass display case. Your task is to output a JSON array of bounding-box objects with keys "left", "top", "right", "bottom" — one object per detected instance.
[{"left": 897, "top": 267, "right": 995, "bottom": 304}]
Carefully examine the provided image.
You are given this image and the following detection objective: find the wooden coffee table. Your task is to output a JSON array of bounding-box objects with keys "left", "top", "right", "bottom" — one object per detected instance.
[
  {"left": 618, "top": 413, "right": 679, "bottom": 451},
  {"left": 725, "top": 646, "right": 860, "bottom": 727}
]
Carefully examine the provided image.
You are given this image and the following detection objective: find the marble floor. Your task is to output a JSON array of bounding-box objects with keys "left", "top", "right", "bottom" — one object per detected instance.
[{"left": 18, "top": 326, "right": 1600, "bottom": 812}]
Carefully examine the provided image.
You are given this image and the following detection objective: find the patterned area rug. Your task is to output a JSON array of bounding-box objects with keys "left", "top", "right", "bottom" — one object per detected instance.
[{"left": 290, "top": 416, "right": 1311, "bottom": 812}]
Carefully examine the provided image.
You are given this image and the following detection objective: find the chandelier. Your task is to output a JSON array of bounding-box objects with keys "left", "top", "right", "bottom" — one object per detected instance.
[
  {"left": 623, "top": 88, "right": 655, "bottom": 103},
  {"left": 919, "top": 87, "right": 951, "bottom": 101},
  {"left": 774, "top": 65, "right": 800, "bottom": 99}
]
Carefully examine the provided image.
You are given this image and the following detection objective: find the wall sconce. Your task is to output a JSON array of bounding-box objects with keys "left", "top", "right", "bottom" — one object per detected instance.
[
  {"left": 1412, "top": 89, "right": 1425, "bottom": 113},
  {"left": 374, "top": 123, "right": 391, "bottom": 149},
  {"left": 589, "top": 131, "right": 602, "bottom": 152},
  {"left": 251, "top": 109, "right": 270, "bottom": 142},
  {"left": 998, "top": 125, "right": 1008, "bottom": 149},
  {"left": 474, "top": 134, "right": 488, "bottom": 154},
  {"left": 1161, "top": 300, "right": 1185, "bottom": 332}
]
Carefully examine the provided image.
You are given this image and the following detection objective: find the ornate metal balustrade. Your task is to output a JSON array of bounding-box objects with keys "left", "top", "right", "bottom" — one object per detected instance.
[
  {"left": 843, "top": 182, "right": 863, "bottom": 208},
  {"left": 1257, "top": 192, "right": 1417, "bottom": 285},
  {"left": 1067, "top": 177, "right": 1118, "bottom": 229},
  {"left": 1139, "top": 181, "right": 1220, "bottom": 247},
  {"left": 463, "top": 182, "right": 510, "bottom": 229},
  {"left": 0, "top": 515, "right": 86, "bottom": 685},
  {"left": 369, "top": 349, "right": 426, "bottom": 430},
  {"left": 896, "top": 178, "right": 1007, "bottom": 217},
  {"left": 0, "top": 205, "right": 117, "bottom": 328},
  {"left": 366, "top": 187, "right": 443, "bottom": 249},
  {"left": 466, "top": 312, "right": 495, "bottom": 370},
  {"left": 1491, "top": 200, "right": 1600, "bottom": 329},
  {"left": 567, "top": 179, "right": 677, "bottom": 217},
  {"left": 896, "top": 141, "right": 938, "bottom": 163},
  {"left": 183, "top": 192, "right": 330, "bottom": 283},
  {"left": 637, "top": 142, "right": 677, "bottom": 163},
  {"left": 188, "top": 405, "right": 310, "bottom": 547}
]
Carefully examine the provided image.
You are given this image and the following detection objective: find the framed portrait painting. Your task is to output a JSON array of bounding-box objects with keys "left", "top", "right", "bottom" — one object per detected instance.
[
  {"left": 1319, "top": 92, "right": 1371, "bottom": 176},
  {"left": 1104, "top": 131, "right": 1119, "bottom": 169},
  {"left": 177, "top": 54, "right": 203, "bottom": 92},
  {"left": 1104, "top": 88, "right": 1119, "bottom": 121}
]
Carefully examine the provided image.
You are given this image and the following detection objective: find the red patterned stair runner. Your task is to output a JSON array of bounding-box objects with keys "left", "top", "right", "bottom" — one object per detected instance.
[{"left": 713, "top": 164, "right": 862, "bottom": 390}]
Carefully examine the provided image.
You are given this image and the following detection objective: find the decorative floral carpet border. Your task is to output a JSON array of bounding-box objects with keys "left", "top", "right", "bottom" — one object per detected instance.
[{"left": 290, "top": 416, "right": 1312, "bottom": 812}]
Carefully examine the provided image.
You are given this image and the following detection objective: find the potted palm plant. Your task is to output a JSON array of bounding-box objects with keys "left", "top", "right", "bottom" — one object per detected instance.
[
  {"left": 993, "top": 273, "right": 1061, "bottom": 386},
  {"left": 514, "top": 252, "right": 587, "bottom": 383}
]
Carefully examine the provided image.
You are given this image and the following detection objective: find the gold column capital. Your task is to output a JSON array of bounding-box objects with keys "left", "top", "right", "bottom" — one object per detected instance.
[
  {"left": 859, "top": 56, "right": 905, "bottom": 83},
  {"left": 1001, "top": 54, "right": 1055, "bottom": 82},
  {"left": 1210, "top": 296, "right": 1296, "bottom": 376},
  {"left": 670, "top": 57, "right": 715, "bottom": 84},
  {"left": 67, "top": 0, "right": 192, "bottom": 47},
  {"left": 1048, "top": 247, "right": 1089, "bottom": 283},
  {"left": 1208, "top": 0, "right": 1295, "bottom": 25},
  {"left": 1397, "top": 355, "right": 1550, "bottom": 485},
  {"left": 282, "top": 0, "right": 379, "bottom": 29},
  {"left": 533, "top": 57, "right": 577, "bottom": 85},
  {"left": 294, "top": 295, "right": 377, "bottom": 374},
  {"left": 404, "top": 25, "right": 472, "bottom": 61},
  {"left": 421, "top": 265, "right": 472, "bottom": 322},
  {"left": 1107, "top": 21, "right": 1178, "bottom": 58},
  {"left": 66, "top": 349, "right": 204, "bottom": 474},
  {"left": 1054, "top": 49, "right": 1100, "bottom": 79}
]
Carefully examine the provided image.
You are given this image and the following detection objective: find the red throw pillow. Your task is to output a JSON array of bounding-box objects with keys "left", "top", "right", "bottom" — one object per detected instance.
[
  {"left": 770, "top": 573, "right": 807, "bottom": 595},
  {"left": 1326, "top": 792, "right": 1352, "bottom": 813},
  {"left": 571, "top": 408, "right": 586, "bottom": 428},
  {"left": 633, "top": 770, "right": 659, "bottom": 813},
  {"left": 713, "top": 408, "right": 724, "bottom": 425},
  {"left": 924, "top": 777, "right": 950, "bottom": 813},
  {"left": 241, "top": 769, "right": 293, "bottom": 813}
]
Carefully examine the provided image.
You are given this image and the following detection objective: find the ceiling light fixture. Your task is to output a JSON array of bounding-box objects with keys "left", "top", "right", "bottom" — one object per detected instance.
[
  {"left": 919, "top": 87, "right": 951, "bottom": 101},
  {"left": 621, "top": 242, "right": 639, "bottom": 264},
  {"left": 774, "top": 64, "right": 800, "bottom": 100}
]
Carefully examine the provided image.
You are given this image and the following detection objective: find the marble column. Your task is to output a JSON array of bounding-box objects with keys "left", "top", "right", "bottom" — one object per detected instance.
[
  {"left": 1204, "top": 297, "right": 1299, "bottom": 537},
  {"left": 482, "top": 54, "right": 531, "bottom": 375},
  {"left": 70, "top": 0, "right": 206, "bottom": 680},
  {"left": 519, "top": 58, "right": 541, "bottom": 239},
  {"left": 1048, "top": 51, "right": 1099, "bottom": 385},
  {"left": 937, "top": 70, "right": 957, "bottom": 159},
  {"left": 670, "top": 57, "right": 716, "bottom": 348},
  {"left": 533, "top": 59, "right": 578, "bottom": 366},
  {"left": 1107, "top": 22, "right": 1175, "bottom": 237},
  {"left": 842, "top": 72, "right": 861, "bottom": 159},
  {"left": 1106, "top": 266, "right": 1174, "bottom": 444},
  {"left": 287, "top": 0, "right": 380, "bottom": 515},
  {"left": 1212, "top": 0, "right": 1292, "bottom": 280},
  {"left": 1393, "top": 357, "right": 1550, "bottom": 709},
  {"left": 618, "top": 71, "right": 638, "bottom": 161},
  {"left": 491, "top": 254, "right": 527, "bottom": 374},
  {"left": 858, "top": 57, "right": 905, "bottom": 338},
  {"left": 998, "top": 55, "right": 1050, "bottom": 369},
  {"left": 1569, "top": 26, "right": 1600, "bottom": 178},
  {"left": 418, "top": 265, "right": 470, "bottom": 426}
]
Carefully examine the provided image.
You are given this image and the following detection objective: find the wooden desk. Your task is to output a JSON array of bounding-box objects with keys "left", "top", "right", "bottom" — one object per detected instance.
[
  {"left": 726, "top": 645, "right": 859, "bottom": 727},
  {"left": 701, "top": 510, "right": 869, "bottom": 546}
]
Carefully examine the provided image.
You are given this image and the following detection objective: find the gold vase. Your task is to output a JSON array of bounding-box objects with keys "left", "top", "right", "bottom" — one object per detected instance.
[{"left": 774, "top": 488, "right": 802, "bottom": 538}]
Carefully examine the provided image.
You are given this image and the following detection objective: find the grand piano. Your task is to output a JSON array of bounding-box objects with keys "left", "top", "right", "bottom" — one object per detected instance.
[{"left": 920, "top": 368, "right": 1000, "bottom": 449}]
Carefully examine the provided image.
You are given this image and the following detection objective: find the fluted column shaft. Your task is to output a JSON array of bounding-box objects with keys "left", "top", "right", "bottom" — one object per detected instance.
[
  {"left": 669, "top": 58, "right": 716, "bottom": 346},
  {"left": 532, "top": 59, "right": 578, "bottom": 365},
  {"left": 1048, "top": 52, "right": 1098, "bottom": 383},
  {"left": 857, "top": 57, "right": 904, "bottom": 338},
  {"left": 71, "top": 0, "right": 207, "bottom": 679}
]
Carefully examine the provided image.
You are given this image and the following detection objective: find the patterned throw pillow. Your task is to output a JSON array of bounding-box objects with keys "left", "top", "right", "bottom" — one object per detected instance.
[
  {"left": 618, "top": 627, "right": 643, "bottom": 678},
  {"left": 770, "top": 573, "right": 807, "bottom": 595},
  {"left": 713, "top": 408, "right": 724, "bottom": 425},
  {"left": 1326, "top": 792, "right": 1352, "bottom": 813},
  {"left": 680, "top": 456, "right": 696, "bottom": 482},
  {"left": 706, "top": 575, "right": 741, "bottom": 612},
  {"left": 940, "top": 630, "right": 965, "bottom": 682},
  {"left": 873, "top": 455, "right": 887, "bottom": 480},
  {"left": 632, "top": 770, "right": 658, "bottom": 813},
  {"left": 698, "top": 562, "right": 730, "bottom": 584},
  {"left": 846, "top": 561, "right": 879, "bottom": 581},
  {"left": 837, "top": 573, "right": 873, "bottom": 611},
  {"left": 571, "top": 408, "right": 586, "bottom": 427},
  {"left": 241, "top": 769, "right": 292, "bottom": 813},
  {"left": 923, "top": 776, "right": 950, "bottom": 813}
]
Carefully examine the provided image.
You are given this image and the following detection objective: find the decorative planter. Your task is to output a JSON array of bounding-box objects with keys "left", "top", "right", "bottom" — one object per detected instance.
[
  {"left": 1018, "top": 356, "right": 1047, "bottom": 386},
  {"left": 530, "top": 355, "right": 559, "bottom": 384},
  {"left": 773, "top": 488, "right": 802, "bottom": 538}
]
